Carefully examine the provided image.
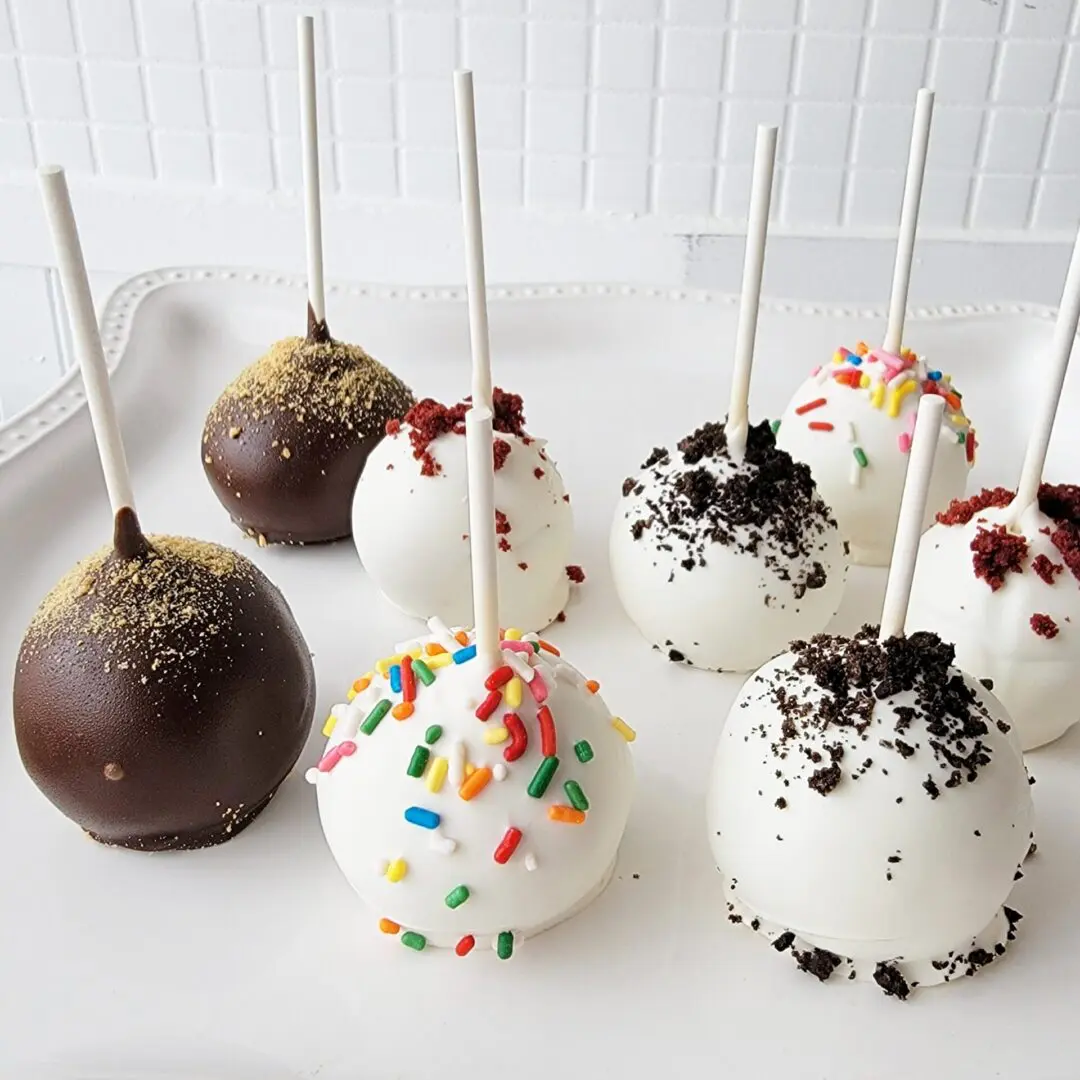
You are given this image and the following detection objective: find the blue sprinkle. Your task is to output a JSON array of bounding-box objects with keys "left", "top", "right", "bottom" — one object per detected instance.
[
  {"left": 928, "top": 370, "right": 942, "bottom": 381},
  {"left": 390, "top": 664, "right": 402, "bottom": 693},
  {"left": 452, "top": 644, "right": 477, "bottom": 664},
  {"left": 404, "top": 806, "right": 441, "bottom": 830},
  {"left": 849, "top": 355, "right": 862, "bottom": 365}
]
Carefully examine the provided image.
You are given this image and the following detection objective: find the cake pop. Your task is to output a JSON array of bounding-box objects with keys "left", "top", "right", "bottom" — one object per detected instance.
[
  {"left": 708, "top": 396, "right": 1034, "bottom": 997},
  {"left": 14, "top": 167, "right": 316, "bottom": 851},
  {"left": 201, "top": 16, "right": 413, "bottom": 545},
  {"left": 313, "top": 95, "right": 634, "bottom": 948},
  {"left": 776, "top": 89, "right": 975, "bottom": 566},
  {"left": 907, "top": 225, "right": 1080, "bottom": 750},
  {"left": 352, "top": 70, "right": 575, "bottom": 630},
  {"left": 610, "top": 126, "right": 847, "bottom": 672}
]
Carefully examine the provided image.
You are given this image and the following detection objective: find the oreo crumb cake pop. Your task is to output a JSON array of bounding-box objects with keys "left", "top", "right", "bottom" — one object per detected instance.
[
  {"left": 310, "top": 617, "right": 634, "bottom": 955},
  {"left": 352, "top": 389, "right": 574, "bottom": 631},
  {"left": 201, "top": 17, "right": 413, "bottom": 545},
  {"left": 17, "top": 167, "right": 316, "bottom": 850},
  {"left": 707, "top": 398, "right": 1033, "bottom": 997}
]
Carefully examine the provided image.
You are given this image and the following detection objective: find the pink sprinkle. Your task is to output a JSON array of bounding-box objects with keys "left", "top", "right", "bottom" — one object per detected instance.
[
  {"left": 809, "top": 365, "right": 822, "bottom": 377},
  {"left": 317, "top": 740, "right": 357, "bottom": 773},
  {"left": 500, "top": 640, "right": 534, "bottom": 656},
  {"left": 528, "top": 671, "right": 549, "bottom": 704},
  {"left": 898, "top": 432, "right": 911, "bottom": 453}
]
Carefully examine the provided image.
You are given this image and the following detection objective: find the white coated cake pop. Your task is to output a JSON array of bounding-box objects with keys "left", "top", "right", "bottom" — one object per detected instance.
[
  {"left": 311, "top": 621, "right": 635, "bottom": 955},
  {"left": 776, "top": 346, "right": 975, "bottom": 566},
  {"left": 352, "top": 391, "right": 576, "bottom": 631},
  {"left": 610, "top": 419, "right": 848, "bottom": 672},
  {"left": 707, "top": 626, "right": 1033, "bottom": 997},
  {"left": 907, "top": 485, "right": 1080, "bottom": 750}
]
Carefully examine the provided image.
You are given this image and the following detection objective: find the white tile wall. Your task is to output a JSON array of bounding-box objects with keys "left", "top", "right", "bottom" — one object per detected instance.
[{"left": 0, "top": 0, "right": 1078, "bottom": 234}]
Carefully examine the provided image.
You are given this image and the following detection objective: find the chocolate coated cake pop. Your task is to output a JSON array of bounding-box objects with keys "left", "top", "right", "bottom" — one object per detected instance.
[
  {"left": 202, "top": 314, "right": 414, "bottom": 545},
  {"left": 13, "top": 508, "right": 316, "bottom": 850}
]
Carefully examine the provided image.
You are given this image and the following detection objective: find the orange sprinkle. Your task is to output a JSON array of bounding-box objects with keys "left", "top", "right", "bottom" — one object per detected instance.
[
  {"left": 392, "top": 702, "right": 414, "bottom": 720},
  {"left": 548, "top": 805, "right": 586, "bottom": 825},
  {"left": 426, "top": 642, "right": 447, "bottom": 656},
  {"left": 855, "top": 341, "right": 869, "bottom": 356},
  {"left": 808, "top": 421, "right": 834, "bottom": 432},
  {"left": 454, "top": 630, "right": 469, "bottom": 646},
  {"left": 459, "top": 767, "right": 492, "bottom": 801},
  {"left": 538, "top": 639, "right": 561, "bottom": 656},
  {"left": 353, "top": 676, "right": 371, "bottom": 694},
  {"left": 944, "top": 392, "right": 962, "bottom": 410},
  {"left": 794, "top": 397, "right": 826, "bottom": 415},
  {"left": 585, "top": 679, "right": 600, "bottom": 694},
  {"left": 379, "top": 918, "right": 400, "bottom": 935}
]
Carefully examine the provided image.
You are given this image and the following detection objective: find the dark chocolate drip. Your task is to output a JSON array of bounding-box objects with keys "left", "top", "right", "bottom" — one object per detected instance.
[
  {"left": 112, "top": 506, "right": 150, "bottom": 560},
  {"left": 306, "top": 301, "right": 332, "bottom": 344}
]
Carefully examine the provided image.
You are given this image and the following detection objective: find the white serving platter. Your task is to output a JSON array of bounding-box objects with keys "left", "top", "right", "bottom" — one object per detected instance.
[{"left": 1, "top": 270, "right": 1077, "bottom": 1080}]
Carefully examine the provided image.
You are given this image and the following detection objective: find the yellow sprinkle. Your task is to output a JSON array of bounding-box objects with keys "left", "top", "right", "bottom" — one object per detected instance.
[
  {"left": 505, "top": 676, "right": 523, "bottom": 709},
  {"left": 376, "top": 654, "right": 405, "bottom": 677},
  {"left": 484, "top": 726, "right": 509, "bottom": 745},
  {"left": 427, "top": 652, "right": 453, "bottom": 669},
  {"left": 346, "top": 688, "right": 357, "bottom": 702},
  {"left": 611, "top": 716, "right": 636, "bottom": 743},
  {"left": 465, "top": 762, "right": 476, "bottom": 777},
  {"left": 408, "top": 647, "right": 423, "bottom": 659},
  {"left": 386, "top": 858, "right": 408, "bottom": 883},
  {"left": 870, "top": 381, "right": 885, "bottom": 410},
  {"left": 322, "top": 714, "right": 337, "bottom": 737},
  {"left": 859, "top": 373, "right": 870, "bottom": 389},
  {"left": 426, "top": 756, "right": 448, "bottom": 793},
  {"left": 503, "top": 628, "right": 522, "bottom": 641},
  {"left": 887, "top": 378, "right": 917, "bottom": 419}
]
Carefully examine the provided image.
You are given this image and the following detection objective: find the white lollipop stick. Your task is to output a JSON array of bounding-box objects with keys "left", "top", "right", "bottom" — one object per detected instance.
[
  {"left": 465, "top": 406, "right": 501, "bottom": 669},
  {"left": 38, "top": 166, "right": 135, "bottom": 517},
  {"left": 1009, "top": 222, "right": 1080, "bottom": 523},
  {"left": 879, "top": 394, "right": 946, "bottom": 641},
  {"left": 883, "top": 88, "right": 934, "bottom": 356},
  {"left": 298, "top": 15, "right": 325, "bottom": 329},
  {"left": 726, "top": 124, "right": 777, "bottom": 462},
  {"left": 453, "top": 70, "right": 493, "bottom": 412}
]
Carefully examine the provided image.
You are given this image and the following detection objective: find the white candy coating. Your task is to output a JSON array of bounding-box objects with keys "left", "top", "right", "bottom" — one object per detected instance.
[
  {"left": 314, "top": 632, "right": 634, "bottom": 951},
  {"left": 776, "top": 349, "right": 973, "bottom": 566},
  {"left": 353, "top": 416, "right": 573, "bottom": 631},
  {"left": 707, "top": 635, "right": 1033, "bottom": 994},
  {"left": 908, "top": 494, "right": 1080, "bottom": 750},
  {"left": 610, "top": 422, "right": 848, "bottom": 673}
]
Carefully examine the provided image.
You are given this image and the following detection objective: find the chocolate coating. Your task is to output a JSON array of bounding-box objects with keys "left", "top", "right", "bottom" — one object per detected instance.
[
  {"left": 201, "top": 320, "right": 414, "bottom": 544},
  {"left": 13, "top": 509, "right": 316, "bottom": 851}
]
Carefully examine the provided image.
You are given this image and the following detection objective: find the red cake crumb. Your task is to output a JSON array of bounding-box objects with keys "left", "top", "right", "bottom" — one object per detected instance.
[
  {"left": 562, "top": 494, "right": 570, "bottom": 503},
  {"left": 937, "top": 487, "right": 1013, "bottom": 526},
  {"left": 1038, "top": 482, "right": 1080, "bottom": 524},
  {"left": 499, "top": 537, "right": 511, "bottom": 552},
  {"left": 1031, "top": 613, "right": 1059, "bottom": 639},
  {"left": 1032, "top": 553, "right": 1064, "bottom": 585},
  {"left": 556, "top": 611, "right": 566, "bottom": 622},
  {"left": 402, "top": 387, "right": 528, "bottom": 475},
  {"left": 493, "top": 438, "right": 511, "bottom": 471},
  {"left": 534, "top": 467, "right": 545, "bottom": 479},
  {"left": 495, "top": 510, "right": 511, "bottom": 535},
  {"left": 386, "top": 418, "right": 402, "bottom": 436},
  {"left": 971, "top": 524, "right": 1028, "bottom": 591},
  {"left": 566, "top": 564, "right": 585, "bottom": 583},
  {"left": 518, "top": 561, "right": 528, "bottom": 570}
]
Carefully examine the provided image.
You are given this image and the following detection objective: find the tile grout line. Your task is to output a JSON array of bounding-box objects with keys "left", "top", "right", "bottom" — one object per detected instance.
[
  {"left": 129, "top": 0, "right": 158, "bottom": 181},
  {"left": 962, "top": 0, "right": 1008, "bottom": 230},
  {"left": 191, "top": 0, "right": 218, "bottom": 186},
  {"left": 836, "top": 0, "right": 875, "bottom": 228}
]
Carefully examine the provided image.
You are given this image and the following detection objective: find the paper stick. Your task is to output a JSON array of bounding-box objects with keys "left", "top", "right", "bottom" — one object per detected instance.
[
  {"left": 1010, "top": 222, "right": 1080, "bottom": 522},
  {"left": 298, "top": 15, "right": 326, "bottom": 329},
  {"left": 453, "top": 70, "right": 493, "bottom": 412},
  {"left": 464, "top": 406, "right": 501, "bottom": 669},
  {"left": 883, "top": 88, "right": 934, "bottom": 356},
  {"left": 38, "top": 166, "right": 135, "bottom": 517},
  {"left": 726, "top": 124, "right": 777, "bottom": 461},
  {"left": 879, "top": 394, "right": 945, "bottom": 641}
]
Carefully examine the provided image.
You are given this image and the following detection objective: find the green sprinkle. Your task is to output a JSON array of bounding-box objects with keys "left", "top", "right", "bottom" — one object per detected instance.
[
  {"left": 424, "top": 724, "right": 443, "bottom": 746},
  {"left": 445, "top": 884, "right": 470, "bottom": 909},
  {"left": 853, "top": 446, "right": 868, "bottom": 468},
  {"left": 413, "top": 659, "right": 435, "bottom": 686},
  {"left": 496, "top": 931, "right": 514, "bottom": 960},
  {"left": 407, "top": 745, "right": 431, "bottom": 778},
  {"left": 770, "top": 419, "right": 781, "bottom": 434},
  {"left": 527, "top": 755, "right": 559, "bottom": 798},
  {"left": 401, "top": 931, "right": 427, "bottom": 951},
  {"left": 574, "top": 739, "right": 594, "bottom": 764},
  {"left": 360, "top": 698, "right": 392, "bottom": 735},
  {"left": 564, "top": 779, "right": 589, "bottom": 812},
  {"left": 956, "top": 431, "right": 966, "bottom": 444}
]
